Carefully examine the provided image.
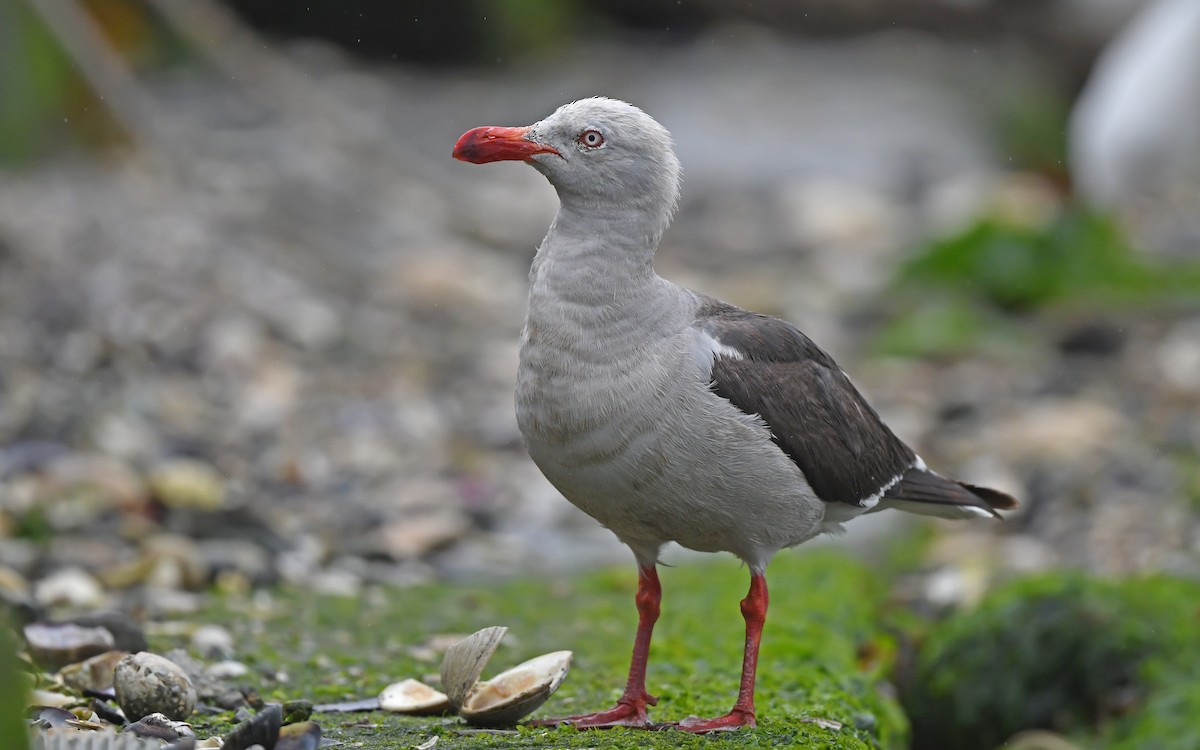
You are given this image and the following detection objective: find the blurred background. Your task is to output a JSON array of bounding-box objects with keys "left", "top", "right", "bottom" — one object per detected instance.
[{"left": 1, "top": 0, "right": 1199, "bottom": 597}]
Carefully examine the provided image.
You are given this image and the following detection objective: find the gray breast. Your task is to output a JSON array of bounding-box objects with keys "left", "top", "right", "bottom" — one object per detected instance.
[{"left": 516, "top": 323, "right": 826, "bottom": 563}]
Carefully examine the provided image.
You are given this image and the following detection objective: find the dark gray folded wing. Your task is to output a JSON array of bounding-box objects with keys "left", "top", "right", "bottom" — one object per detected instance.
[{"left": 694, "top": 298, "right": 916, "bottom": 507}]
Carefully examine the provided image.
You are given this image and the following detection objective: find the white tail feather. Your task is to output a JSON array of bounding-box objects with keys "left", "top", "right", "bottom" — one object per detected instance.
[{"left": 880, "top": 499, "right": 996, "bottom": 520}]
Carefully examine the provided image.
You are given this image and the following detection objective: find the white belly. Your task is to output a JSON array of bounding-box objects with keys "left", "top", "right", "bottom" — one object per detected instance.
[{"left": 516, "top": 331, "right": 826, "bottom": 567}]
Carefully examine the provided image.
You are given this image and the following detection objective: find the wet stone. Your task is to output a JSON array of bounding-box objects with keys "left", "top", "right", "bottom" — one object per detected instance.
[
  {"left": 190, "top": 624, "right": 235, "bottom": 659},
  {"left": 24, "top": 622, "right": 116, "bottom": 671},
  {"left": 57, "top": 649, "right": 128, "bottom": 692},
  {"left": 280, "top": 699, "right": 313, "bottom": 724},
  {"left": 113, "top": 652, "right": 197, "bottom": 722},
  {"left": 148, "top": 459, "right": 226, "bottom": 511}
]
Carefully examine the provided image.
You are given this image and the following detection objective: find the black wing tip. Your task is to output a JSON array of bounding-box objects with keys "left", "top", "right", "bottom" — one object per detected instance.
[
  {"left": 956, "top": 481, "right": 1020, "bottom": 513},
  {"left": 886, "top": 468, "right": 1019, "bottom": 519}
]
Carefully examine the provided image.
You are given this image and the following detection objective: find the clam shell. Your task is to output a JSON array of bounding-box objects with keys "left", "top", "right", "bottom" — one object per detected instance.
[
  {"left": 439, "top": 626, "right": 507, "bottom": 709},
  {"left": 378, "top": 679, "right": 450, "bottom": 715},
  {"left": 460, "top": 650, "right": 572, "bottom": 727}
]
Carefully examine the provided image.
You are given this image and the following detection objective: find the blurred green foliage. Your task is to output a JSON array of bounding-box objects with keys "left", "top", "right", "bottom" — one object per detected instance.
[
  {"left": 0, "top": 0, "right": 77, "bottom": 164},
  {"left": 0, "top": 616, "right": 30, "bottom": 750},
  {"left": 9, "top": 506, "right": 54, "bottom": 545},
  {"left": 0, "top": 0, "right": 588, "bottom": 166},
  {"left": 875, "top": 210, "right": 1200, "bottom": 357},
  {"left": 902, "top": 573, "right": 1200, "bottom": 750},
  {"left": 481, "top": 0, "right": 589, "bottom": 62},
  {"left": 994, "top": 82, "right": 1072, "bottom": 187}
]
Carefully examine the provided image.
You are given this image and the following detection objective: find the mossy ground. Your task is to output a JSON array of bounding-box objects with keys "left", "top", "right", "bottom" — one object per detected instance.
[
  {"left": 174, "top": 550, "right": 909, "bottom": 749},
  {"left": 902, "top": 573, "right": 1200, "bottom": 750}
]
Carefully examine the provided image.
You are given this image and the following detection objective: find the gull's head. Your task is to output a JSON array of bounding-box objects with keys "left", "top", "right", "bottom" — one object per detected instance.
[{"left": 454, "top": 97, "right": 682, "bottom": 228}]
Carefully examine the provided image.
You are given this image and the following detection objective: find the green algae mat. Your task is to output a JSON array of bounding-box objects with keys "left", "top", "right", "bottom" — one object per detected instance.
[
  {"left": 13, "top": 545, "right": 1200, "bottom": 749},
  {"left": 189, "top": 550, "right": 908, "bottom": 749},
  {"left": 173, "top": 550, "right": 1200, "bottom": 750}
]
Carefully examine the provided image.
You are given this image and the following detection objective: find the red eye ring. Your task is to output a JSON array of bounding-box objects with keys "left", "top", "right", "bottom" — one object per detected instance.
[{"left": 578, "top": 129, "right": 605, "bottom": 148}]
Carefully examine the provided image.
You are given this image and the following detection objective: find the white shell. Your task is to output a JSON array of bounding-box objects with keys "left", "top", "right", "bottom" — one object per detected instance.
[
  {"left": 30, "top": 729, "right": 165, "bottom": 750},
  {"left": 378, "top": 678, "right": 451, "bottom": 715},
  {"left": 439, "top": 626, "right": 507, "bottom": 709},
  {"left": 460, "top": 650, "right": 573, "bottom": 727}
]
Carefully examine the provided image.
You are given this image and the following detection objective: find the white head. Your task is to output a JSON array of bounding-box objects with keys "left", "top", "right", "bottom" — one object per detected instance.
[{"left": 454, "top": 97, "right": 682, "bottom": 241}]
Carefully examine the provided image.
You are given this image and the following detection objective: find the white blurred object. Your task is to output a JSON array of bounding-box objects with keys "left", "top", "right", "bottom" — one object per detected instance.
[{"left": 1069, "top": 0, "right": 1200, "bottom": 208}]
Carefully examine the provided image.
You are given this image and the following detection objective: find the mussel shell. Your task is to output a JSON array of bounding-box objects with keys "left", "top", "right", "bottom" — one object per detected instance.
[{"left": 222, "top": 703, "right": 282, "bottom": 750}]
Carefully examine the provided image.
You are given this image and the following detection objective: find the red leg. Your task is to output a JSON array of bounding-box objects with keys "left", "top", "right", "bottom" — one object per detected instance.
[
  {"left": 678, "top": 570, "right": 767, "bottom": 733},
  {"left": 534, "top": 565, "right": 661, "bottom": 729}
]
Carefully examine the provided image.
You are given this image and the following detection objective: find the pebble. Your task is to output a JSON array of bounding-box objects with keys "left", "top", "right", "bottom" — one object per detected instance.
[
  {"left": 206, "top": 660, "right": 251, "bottom": 680},
  {"left": 24, "top": 622, "right": 116, "bottom": 671},
  {"left": 114, "top": 652, "right": 197, "bottom": 722},
  {"left": 975, "top": 399, "right": 1125, "bottom": 465},
  {"left": 197, "top": 540, "right": 273, "bottom": 586},
  {"left": 45, "top": 453, "right": 146, "bottom": 509},
  {"left": 190, "top": 624, "right": 235, "bottom": 660},
  {"left": 57, "top": 649, "right": 128, "bottom": 692},
  {"left": 281, "top": 699, "right": 313, "bottom": 724},
  {"left": 1157, "top": 318, "right": 1200, "bottom": 391},
  {"left": 142, "top": 535, "right": 210, "bottom": 591},
  {"left": 33, "top": 567, "right": 107, "bottom": 609},
  {"left": 148, "top": 460, "right": 227, "bottom": 511},
  {"left": 371, "top": 511, "right": 473, "bottom": 560}
]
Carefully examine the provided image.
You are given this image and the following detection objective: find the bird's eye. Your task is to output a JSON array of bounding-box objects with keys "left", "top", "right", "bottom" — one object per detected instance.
[{"left": 578, "top": 129, "right": 605, "bottom": 148}]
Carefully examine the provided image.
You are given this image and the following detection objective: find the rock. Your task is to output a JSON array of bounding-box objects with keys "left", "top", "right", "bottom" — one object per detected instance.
[
  {"left": 280, "top": 699, "right": 313, "bottom": 724},
  {"left": 308, "top": 566, "right": 363, "bottom": 598},
  {"left": 371, "top": 511, "right": 471, "bottom": 560},
  {"left": 33, "top": 567, "right": 107, "bottom": 609},
  {"left": 45, "top": 453, "right": 146, "bottom": 509},
  {"left": 190, "top": 624, "right": 235, "bottom": 660},
  {"left": 148, "top": 460, "right": 226, "bottom": 511},
  {"left": 159, "top": 649, "right": 246, "bottom": 709},
  {"left": 197, "top": 539, "right": 274, "bottom": 587},
  {"left": 206, "top": 660, "right": 250, "bottom": 681},
  {"left": 1157, "top": 318, "right": 1200, "bottom": 391},
  {"left": 142, "top": 535, "right": 210, "bottom": 591},
  {"left": 975, "top": 399, "right": 1124, "bottom": 465},
  {"left": 114, "top": 652, "right": 197, "bottom": 721},
  {"left": 57, "top": 649, "right": 128, "bottom": 692},
  {"left": 24, "top": 622, "right": 116, "bottom": 670}
]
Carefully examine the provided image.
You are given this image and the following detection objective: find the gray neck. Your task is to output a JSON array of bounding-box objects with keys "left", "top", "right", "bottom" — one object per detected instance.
[
  {"left": 526, "top": 201, "right": 690, "bottom": 348},
  {"left": 532, "top": 202, "right": 659, "bottom": 303}
]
